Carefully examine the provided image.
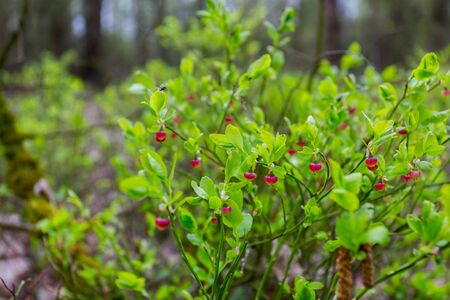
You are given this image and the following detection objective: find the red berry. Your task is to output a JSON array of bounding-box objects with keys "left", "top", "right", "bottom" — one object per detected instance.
[
  {"left": 155, "top": 130, "right": 167, "bottom": 143},
  {"left": 224, "top": 116, "right": 233, "bottom": 124},
  {"left": 191, "top": 159, "right": 201, "bottom": 168},
  {"left": 174, "top": 115, "right": 182, "bottom": 124},
  {"left": 155, "top": 217, "right": 170, "bottom": 230},
  {"left": 287, "top": 148, "right": 296, "bottom": 155},
  {"left": 398, "top": 129, "right": 408, "bottom": 135},
  {"left": 211, "top": 217, "right": 217, "bottom": 224},
  {"left": 296, "top": 140, "right": 306, "bottom": 147},
  {"left": 374, "top": 182, "right": 386, "bottom": 192},
  {"left": 367, "top": 164, "right": 378, "bottom": 171},
  {"left": 222, "top": 207, "right": 232, "bottom": 215},
  {"left": 338, "top": 123, "right": 348, "bottom": 130},
  {"left": 365, "top": 157, "right": 378, "bottom": 167},
  {"left": 309, "top": 163, "right": 322, "bottom": 172},
  {"left": 348, "top": 106, "right": 356, "bottom": 114},
  {"left": 408, "top": 170, "right": 421, "bottom": 179},
  {"left": 244, "top": 172, "right": 257, "bottom": 180},
  {"left": 264, "top": 175, "right": 278, "bottom": 184},
  {"left": 402, "top": 174, "right": 412, "bottom": 183},
  {"left": 187, "top": 95, "right": 195, "bottom": 102},
  {"left": 442, "top": 89, "right": 450, "bottom": 97}
]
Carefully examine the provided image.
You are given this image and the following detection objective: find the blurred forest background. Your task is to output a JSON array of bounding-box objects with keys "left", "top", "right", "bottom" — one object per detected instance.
[
  {"left": 0, "top": 0, "right": 449, "bottom": 298},
  {"left": 0, "top": 0, "right": 449, "bottom": 84}
]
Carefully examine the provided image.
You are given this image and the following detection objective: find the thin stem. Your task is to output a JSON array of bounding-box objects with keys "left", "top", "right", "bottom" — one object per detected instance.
[{"left": 212, "top": 218, "right": 226, "bottom": 299}]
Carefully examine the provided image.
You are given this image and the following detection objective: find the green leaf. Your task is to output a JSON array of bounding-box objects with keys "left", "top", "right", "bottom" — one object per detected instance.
[
  {"left": 187, "top": 233, "right": 203, "bottom": 246},
  {"left": 191, "top": 181, "right": 208, "bottom": 199},
  {"left": 330, "top": 159, "right": 345, "bottom": 188},
  {"left": 336, "top": 212, "right": 367, "bottom": 251},
  {"left": 115, "top": 272, "right": 145, "bottom": 292},
  {"left": 364, "top": 224, "right": 390, "bottom": 246},
  {"left": 210, "top": 134, "right": 234, "bottom": 149},
  {"left": 208, "top": 196, "right": 222, "bottom": 210},
  {"left": 373, "top": 120, "right": 393, "bottom": 137},
  {"left": 413, "top": 52, "right": 439, "bottom": 80},
  {"left": 344, "top": 173, "right": 362, "bottom": 194},
  {"left": 222, "top": 200, "right": 244, "bottom": 228},
  {"left": 294, "top": 276, "right": 316, "bottom": 300},
  {"left": 143, "top": 150, "right": 167, "bottom": 180},
  {"left": 248, "top": 54, "right": 271, "bottom": 78},
  {"left": 378, "top": 82, "right": 397, "bottom": 102},
  {"left": 180, "top": 58, "right": 194, "bottom": 76},
  {"left": 178, "top": 209, "right": 198, "bottom": 232},
  {"left": 225, "top": 125, "right": 244, "bottom": 151},
  {"left": 200, "top": 176, "right": 217, "bottom": 197},
  {"left": 235, "top": 213, "right": 253, "bottom": 238},
  {"left": 318, "top": 77, "right": 338, "bottom": 99},
  {"left": 225, "top": 151, "right": 241, "bottom": 182},
  {"left": 149, "top": 90, "right": 168, "bottom": 114},
  {"left": 119, "top": 176, "right": 149, "bottom": 200},
  {"left": 329, "top": 189, "right": 359, "bottom": 212},
  {"left": 407, "top": 215, "right": 423, "bottom": 236}
]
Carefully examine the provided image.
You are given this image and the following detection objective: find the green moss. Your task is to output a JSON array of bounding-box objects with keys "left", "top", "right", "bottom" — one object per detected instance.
[{"left": 0, "top": 92, "right": 45, "bottom": 203}]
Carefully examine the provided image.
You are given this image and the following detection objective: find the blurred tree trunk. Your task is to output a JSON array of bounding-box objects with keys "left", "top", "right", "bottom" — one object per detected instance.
[
  {"left": 135, "top": 0, "right": 149, "bottom": 65},
  {"left": 151, "top": 0, "right": 167, "bottom": 61},
  {"left": 324, "top": 0, "right": 341, "bottom": 64},
  {"left": 49, "top": 0, "right": 72, "bottom": 55},
  {"left": 431, "top": 0, "right": 449, "bottom": 49},
  {"left": 196, "top": 0, "right": 206, "bottom": 10},
  {"left": 82, "top": 0, "right": 103, "bottom": 83}
]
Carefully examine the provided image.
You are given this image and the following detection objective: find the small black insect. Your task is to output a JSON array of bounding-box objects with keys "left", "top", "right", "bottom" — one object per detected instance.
[{"left": 157, "top": 84, "right": 167, "bottom": 92}]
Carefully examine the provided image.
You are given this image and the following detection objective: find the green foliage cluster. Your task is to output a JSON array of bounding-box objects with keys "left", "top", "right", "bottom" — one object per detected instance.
[{"left": 3, "top": 1, "right": 449, "bottom": 299}]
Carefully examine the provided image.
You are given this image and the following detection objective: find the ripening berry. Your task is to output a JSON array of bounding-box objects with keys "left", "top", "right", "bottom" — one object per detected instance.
[
  {"left": 171, "top": 132, "right": 177, "bottom": 139},
  {"left": 224, "top": 116, "right": 233, "bottom": 124},
  {"left": 211, "top": 217, "right": 217, "bottom": 224},
  {"left": 367, "top": 164, "right": 378, "bottom": 171},
  {"left": 296, "top": 140, "right": 306, "bottom": 147},
  {"left": 155, "top": 130, "right": 167, "bottom": 143},
  {"left": 264, "top": 175, "right": 278, "bottom": 184},
  {"left": 408, "top": 170, "right": 421, "bottom": 179},
  {"left": 187, "top": 95, "right": 195, "bottom": 102},
  {"left": 348, "top": 106, "right": 356, "bottom": 114},
  {"left": 222, "top": 207, "right": 232, "bottom": 215},
  {"left": 365, "top": 157, "right": 378, "bottom": 167},
  {"left": 244, "top": 172, "right": 257, "bottom": 180},
  {"left": 309, "top": 163, "right": 322, "bottom": 172},
  {"left": 398, "top": 129, "right": 408, "bottom": 135},
  {"left": 442, "top": 89, "right": 450, "bottom": 97},
  {"left": 402, "top": 174, "right": 412, "bottom": 183},
  {"left": 173, "top": 115, "right": 182, "bottom": 124},
  {"left": 288, "top": 148, "right": 296, "bottom": 155},
  {"left": 191, "top": 159, "right": 201, "bottom": 168},
  {"left": 155, "top": 217, "right": 170, "bottom": 230},
  {"left": 374, "top": 182, "right": 386, "bottom": 192},
  {"left": 338, "top": 123, "right": 348, "bottom": 131}
]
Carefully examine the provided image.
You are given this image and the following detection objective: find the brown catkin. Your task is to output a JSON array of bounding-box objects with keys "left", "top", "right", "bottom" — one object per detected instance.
[
  {"left": 361, "top": 243, "right": 374, "bottom": 288},
  {"left": 336, "top": 247, "right": 352, "bottom": 300}
]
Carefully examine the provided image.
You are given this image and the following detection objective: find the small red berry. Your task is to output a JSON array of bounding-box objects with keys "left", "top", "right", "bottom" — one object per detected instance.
[
  {"left": 155, "top": 217, "right": 170, "bottom": 230},
  {"left": 398, "top": 129, "right": 408, "bottom": 135},
  {"left": 367, "top": 164, "right": 378, "bottom": 171},
  {"left": 211, "top": 217, "right": 217, "bottom": 224},
  {"left": 244, "top": 172, "right": 257, "bottom": 180},
  {"left": 187, "top": 95, "right": 195, "bottom": 102},
  {"left": 224, "top": 116, "right": 233, "bottom": 124},
  {"left": 348, "top": 106, "right": 356, "bottom": 114},
  {"left": 374, "top": 182, "right": 386, "bottom": 192},
  {"left": 191, "top": 159, "right": 201, "bottom": 168},
  {"left": 442, "top": 89, "right": 450, "bottom": 97},
  {"left": 155, "top": 130, "right": 167, "bottom": 143},
  {"left": 296, "top": 140, "right": 306, "bottom": 147},
  {"left": 222, "top": 207, "right": 232, "bottom": 215},
  {"left": 287, "top": 148, "right": 296, "bottom": 155},
  {"left": 338, "top": 123, "right": 348, "bottom": 131},
  {"left": 174, "top": 115, "right": 182, "bottom": 124},
  {"left": 171, "top": 132, "right": 177, "bottom": 139},
  {"left": 402, "top": 174, "right": 412, "bottom": 183},
  {"left": 264, "top": 175, "right": 278, "bottom": 184},
  {"left": 365, "top": 157, "right": 378, "bottom": 167},
  {"left": 408, "top": 170, "right": 421, "bottom": 179},
  {"left": 309, "top": 163, "right": 322, "bottom": 172}
]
